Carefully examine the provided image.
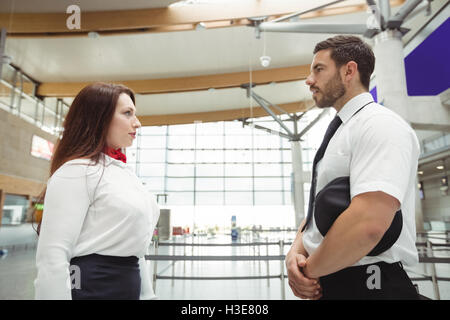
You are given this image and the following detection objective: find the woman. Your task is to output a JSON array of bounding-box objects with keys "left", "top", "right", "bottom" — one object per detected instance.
[{"left": 34, "top": 82, "right": 160, "bottom": 300}]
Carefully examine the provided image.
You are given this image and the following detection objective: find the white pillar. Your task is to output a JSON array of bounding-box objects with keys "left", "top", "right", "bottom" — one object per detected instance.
[
  {"left": 373, "top": 29, "right": 425, "bottom": 232},
  {"left": 373, "top": 30, "right": 409, "bottom": 119},
  {"left": 291, "top": 140, "right": 305, "bottom": 228}
]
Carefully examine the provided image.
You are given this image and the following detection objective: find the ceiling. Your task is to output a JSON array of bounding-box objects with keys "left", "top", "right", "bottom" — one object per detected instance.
[
  {"left": 0, "top": 0, "right": 180, "bottom": 13},
  {"left": 419, "top": 157, "right": 450, "bottom": 180},
  {"left": 0, "top": 0, "right": 445, "bottom": 120}
]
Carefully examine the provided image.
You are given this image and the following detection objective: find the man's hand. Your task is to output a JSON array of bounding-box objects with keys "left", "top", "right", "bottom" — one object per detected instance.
[{"left": 286, "top": 252, "right": 322, "bottom": 300}]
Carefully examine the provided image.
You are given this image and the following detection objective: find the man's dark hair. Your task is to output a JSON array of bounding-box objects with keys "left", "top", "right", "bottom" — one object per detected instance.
[{"left": 313, "top": 35, "right": 375, "bottom": 90}]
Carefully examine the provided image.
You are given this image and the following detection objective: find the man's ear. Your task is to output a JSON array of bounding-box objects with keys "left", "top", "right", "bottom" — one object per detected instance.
[{"left": 344, "top": 61, "right": 358, "bottom": 84}]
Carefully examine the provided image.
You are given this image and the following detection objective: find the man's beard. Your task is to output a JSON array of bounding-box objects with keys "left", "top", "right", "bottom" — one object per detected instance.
[{"left": 313, "top": 72, "right": 346, "bottom": 109}]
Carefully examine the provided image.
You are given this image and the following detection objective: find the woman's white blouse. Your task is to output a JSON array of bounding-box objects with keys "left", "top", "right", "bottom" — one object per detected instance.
[{"left": 34, "top": 155, "right": 160, "bottom": 300}]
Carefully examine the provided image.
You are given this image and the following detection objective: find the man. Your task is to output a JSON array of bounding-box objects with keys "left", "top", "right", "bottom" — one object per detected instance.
[{"left": 286, "top": 35, "right": 420, "bottom": 300}]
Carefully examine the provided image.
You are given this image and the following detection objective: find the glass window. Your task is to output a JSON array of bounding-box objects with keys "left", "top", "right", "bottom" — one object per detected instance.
[
  {"left": 254, "top": 177, "right": 283, "bottom": 191},
  {"left": 140, "top": 126, "right": 167, "bottom": 135},
  {"left": 141, "top": 177, "right": 165, "bottom": 192},
  {"left": 166, "top": 178, "right": 194, "bottom": 191},
  {"left": 225, "top": 150, "right": 252, "bottom": 163},
  {"left": 282, "top": 150, "right": 292, "bottom": 162},
  {"left": 284, "top": 191, "right": 292, "bottom": 205},
  {"left": 254, "top": 164, "right": 282, "bottom": 177},
  {"left": 140, "top": 136, "right": 166, "bottom": 149},
  {"left": 139, "top": 163, "right": 165, "bottom": 177},
  {"left": 167, "top": 150, "right": 195, "bottom": 163},
  {"left": 196, "top": 192, "right": 224, "bottom": 205},
  {"left": 196, "top": 150, "right": 223, "bottom": 163},
  {"left": 224, "top": 121, "right": 253, "bottom": 135},
  {"left": 169, "top": 123, "right": 195, "bottom": 135},
  {"left": 225, "top": 192, "right": 253, "bottom": 205},
  {"left": 253, "top": 134, "right": 282, "bottom": 148},
  {"left": 196, "top": 135, "right": 223, "bottom": 149},
  {"left": 166, "top": 192, "right": 194, "bottom": 205},
  {"left": 126, "top": 149, "right": 138, "bottom": 163},
  {"left": 225, "top": 178, "right": 253, "bottom": 191},
  {"left": 167, "top": 135, "right": 195, "bottom": 149},
  {"left": 283, "top": 163, "right": 292, "bottom": 177},
  {"left": 167, "top": 164, "right": 194, "bottom": 176},
  {"left": 140, "top": 149, "right": 166, "bottom": 163},
  {"left": 224, "top": 135, "right": 253, "bottom": 148},
  {"left": 196, "top": 164, "right": 223, "bottom": 177},
  {"left": 196, "top": 122, "right": 223, "bottom": 136},
  {"left": 224, "top": 164, "right": 252, "bottom": 177},
  {"left": 283, "top": 177, "right": 291, "bottom": 192},
  {"left": 254, "top": 192, "right": 283, "bottom": 205},
  {"left": 254, "top": 150, "right": 281, "bottom": 163},
  {"left": 196, "top": 178, "right": 223, "bottom": 191}
]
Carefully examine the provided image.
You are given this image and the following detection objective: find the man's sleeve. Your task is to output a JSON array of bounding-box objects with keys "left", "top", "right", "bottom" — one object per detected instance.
[{"left": 349, "top": 114, "right": 419, "bottom": 205}]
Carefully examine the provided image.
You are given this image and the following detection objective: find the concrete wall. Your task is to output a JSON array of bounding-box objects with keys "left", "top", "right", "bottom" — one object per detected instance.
[{"left": 0, "top": 107, "right": 57, "bottom": 184}]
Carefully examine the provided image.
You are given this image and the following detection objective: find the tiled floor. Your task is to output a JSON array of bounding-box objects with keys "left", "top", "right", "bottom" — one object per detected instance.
[{"left": 1, "top": 224, "right": 449, "bottom": 300}]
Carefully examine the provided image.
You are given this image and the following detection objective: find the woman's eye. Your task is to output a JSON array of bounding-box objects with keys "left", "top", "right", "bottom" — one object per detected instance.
[{"left": 125, "top": 111, "right": 132, "bottom": 115}]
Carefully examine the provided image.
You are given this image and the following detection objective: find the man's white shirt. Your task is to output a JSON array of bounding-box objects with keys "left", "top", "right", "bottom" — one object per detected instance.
[
  {"left": 34, "top": 154, "right": 160, "bottom": 299},
  {"left": 302, "top": 92, "right": 420, "bottom": 267}
]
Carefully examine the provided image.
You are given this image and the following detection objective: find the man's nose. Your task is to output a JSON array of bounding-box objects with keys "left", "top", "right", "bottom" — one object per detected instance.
[{"left": 305, "top": 73, "right": 314, "bottom": 86}]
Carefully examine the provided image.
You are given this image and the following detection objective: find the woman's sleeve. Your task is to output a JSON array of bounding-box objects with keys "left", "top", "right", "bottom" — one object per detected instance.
[
  {"left": 139, "top": 252, "right": 158, "bottom": 300},
  {"left": 139, "top": 194, "right": 160, "bottom": 300},
  {"left": 34, "top": 164, "right": 91, "bottom": 300}
]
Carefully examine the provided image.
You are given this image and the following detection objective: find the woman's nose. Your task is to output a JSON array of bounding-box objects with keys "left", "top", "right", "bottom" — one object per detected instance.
[{"left": 133, "top": 117, "right": 141, "bottom": 128}]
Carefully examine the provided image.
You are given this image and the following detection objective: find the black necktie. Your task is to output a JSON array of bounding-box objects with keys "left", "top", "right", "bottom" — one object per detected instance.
[{"left": 302, "top": 115, "right": 343, "bottom": 232}]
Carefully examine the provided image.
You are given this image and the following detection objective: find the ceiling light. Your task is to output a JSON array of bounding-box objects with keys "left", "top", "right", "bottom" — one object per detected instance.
[
  {"left": 88, "top": 31, "right": 99, "bottom": 38},
  {"left": 260, "top": 55, "right": 271, "bottom": 68},
  {"left": 437, "top": 165, "right": 444, "bottom": 170},
  {"left": 418, "top": 171, "right": 423, "bottom": 175},
  {"left": 195, "top": 22, "right": 206, "bottom": 31},
  {"left": 169, "top": 0, "right": 197, "bottom": 7},
  {"left": 0, "top": 54, "right": 12, "bottom": 64}
]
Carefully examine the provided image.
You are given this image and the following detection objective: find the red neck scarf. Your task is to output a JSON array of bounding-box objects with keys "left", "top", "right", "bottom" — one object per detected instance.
[{"left": 104, "top": 147, "right": 127, "bottom": 163}]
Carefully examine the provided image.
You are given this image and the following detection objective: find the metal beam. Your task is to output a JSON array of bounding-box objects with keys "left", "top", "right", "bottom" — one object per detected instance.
[
  {"left": 380, "top": 0, "right": 392, "bottom": 28},
  {"left": 249, "top": 90, "right": 294, "bottom": 136},
  {"left": 387, "top": 0, "right": 424, "bottom": 28},
  {"left": 243, "top": 122, "right": 292, "bottom": 140},
  {"left": 0, "top": 28, "right": 6, "bottom": 81},
  {"left": 270, "top": 0, "right": 345, "bottom": 23},
  {"left": 298, "top": 109, "right": 330, "bottom": 138},
  {"left": 258, "top": 22, "right": 368, "bottom": 34},
  {"left": 411, "top": 122, "right": 450, "bottom": 132}
]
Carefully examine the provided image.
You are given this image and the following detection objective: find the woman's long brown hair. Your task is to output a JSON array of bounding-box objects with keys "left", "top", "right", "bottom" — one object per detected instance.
[{"left": 32, "top": 82, "right": 135, "bottom": 235}]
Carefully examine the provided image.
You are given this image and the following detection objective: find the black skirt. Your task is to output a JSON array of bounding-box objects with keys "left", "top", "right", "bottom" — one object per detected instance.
[{"left": 70, "top": 253, "right": 141, "bottom": 300}]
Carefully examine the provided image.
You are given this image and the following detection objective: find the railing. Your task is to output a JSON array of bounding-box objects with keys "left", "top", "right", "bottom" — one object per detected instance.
[
  {"left": 0, "top": 64, "right": 69, "bottom": 136},
  {"left": 148, "top": 236, "right": 290, "bottom": 299},
  {"left": 421, "top": 132, "right": 450, "bottom": 156},
  {"left": 146, "top": 231, "right": 450, "bottom": 300}
]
